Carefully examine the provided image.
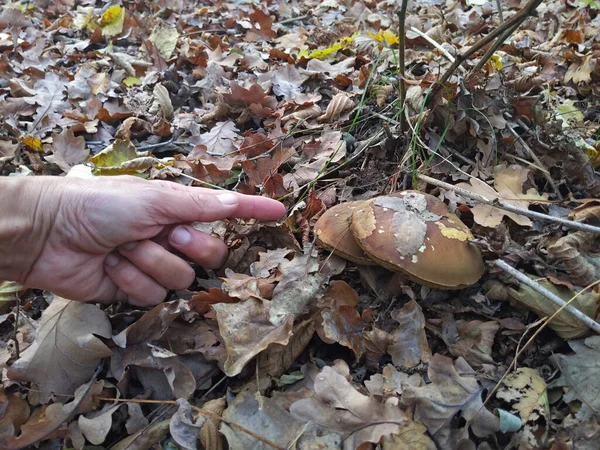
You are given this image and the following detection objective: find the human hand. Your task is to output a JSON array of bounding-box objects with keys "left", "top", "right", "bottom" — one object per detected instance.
[{"left": 0, "top": 176, "right": 285, "bottom": 306}]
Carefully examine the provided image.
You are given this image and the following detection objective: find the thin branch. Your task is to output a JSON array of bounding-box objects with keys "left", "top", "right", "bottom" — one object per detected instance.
[
  {"left": 495, "top": 0, "right": 504, "bottom": 22},
  {"left": 470, "top": 22, "right": 519, "bottom": 74},
  {"left": 408, "top": 26, "right": 466, "bottom": 73},
  {"left": 507, "top": 124, "right": 563, "bottom": 200},
  {"left": 428, "top": 0, "right": 543, "bottom": 102},
  {"left": 416, "top": 173, "right": 600, "bottom": 235},
  {"left": 494, "top": 260, "right": 600, "bottom": 334},
  {"left": 397, "top": 1, "right": 408, "bottom": 131}
]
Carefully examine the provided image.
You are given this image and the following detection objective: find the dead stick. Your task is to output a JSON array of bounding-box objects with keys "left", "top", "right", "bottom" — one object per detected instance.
[
  {"left": 416, "top": 173, "right": 600, "bottom": 235},
  {"left": 495, "top": 0, "right": 504, "bottom": 22},
  {"left": 397, "top": 0, "right": 408, "bottom": 131},
  {"left": 471, "top": 22, "right": 519, "bottom": 74},
  {"left": 428, "top": 0, "right": 543, "bottom": 101},
  {"left": 495, "top": 260, "right": 600, "bottom": 334}
]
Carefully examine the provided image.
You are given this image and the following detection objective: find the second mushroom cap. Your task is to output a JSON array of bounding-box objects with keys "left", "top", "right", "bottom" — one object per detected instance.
[{"left": 350, "top": 191, "right": 484, "bottom": 289}]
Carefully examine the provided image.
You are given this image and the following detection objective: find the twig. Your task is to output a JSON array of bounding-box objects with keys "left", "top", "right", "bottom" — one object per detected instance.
[
  {"left": 428, "top": 0, "right": 543, "bottom": 102},
  {"left": 470, "top": 22, "right": 519, "bottom": 74},
  {"left": 416, "top": 173, "right": 600, "bottom": 235},
  {"left": 495, "top": 0, "right": 504, "bottom": 22},
  {"left": 408, "top": 26, "right": 466, "bottom": 73},
  {"left": 13, "top": 293, "right": 21, "bottom": 359},
  {"left": 494, "top": 260, "right": 600, "bottom": 334},
  {"left": 275, "top": 14, "right": 309, "bottom": 25},
  {"left": 507, "top": 124, "right": 563, "bottom": 200},
  {"left": 397, "top": 1, "right": 408, "bottom": 132}
]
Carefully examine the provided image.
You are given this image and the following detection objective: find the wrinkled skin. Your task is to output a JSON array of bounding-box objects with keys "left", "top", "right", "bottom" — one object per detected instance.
[{"left": 0, "top": 176, "right": 285, "bottom": 306}]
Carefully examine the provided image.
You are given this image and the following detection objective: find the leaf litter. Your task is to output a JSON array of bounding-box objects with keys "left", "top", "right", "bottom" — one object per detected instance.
[{"left": 2, "top": 0, "right": 600, "bottom": 449}]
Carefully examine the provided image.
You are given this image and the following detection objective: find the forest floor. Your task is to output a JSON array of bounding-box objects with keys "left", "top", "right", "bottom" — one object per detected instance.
[{"left": 1, "top": 0, "right": 600, "bottom": 449}]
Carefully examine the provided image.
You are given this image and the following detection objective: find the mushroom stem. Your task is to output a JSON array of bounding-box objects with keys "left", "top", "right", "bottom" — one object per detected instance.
[
  {"left": 417, "top": 173, "right": 600, "bottom": 235},
  {"left": 494, "top": 260, "right": 600, "bottom": 334}
]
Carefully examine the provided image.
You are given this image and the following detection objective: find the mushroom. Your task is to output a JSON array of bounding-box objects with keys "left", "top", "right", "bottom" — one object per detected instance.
[
  {"left": 350, "top": 191, "right": 484, "bottom": 289},
  {"left": 314, "top": 200, "right": 376, "bottom": 265}
]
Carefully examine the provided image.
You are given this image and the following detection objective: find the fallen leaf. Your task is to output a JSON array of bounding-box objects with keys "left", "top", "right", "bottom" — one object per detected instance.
[
  {"left": 0, "top": 374, "right": 98, "bottom": 449},
  {"left": 149, "top": 25, "right": 179, "bottom": 59},
  {"left": 170, "top": 398, "right": 207, "bottom": 450},
  {"left": 497, "top": 367, "right": 549, "bottom": 423},
  {"left": 213, "top": 297, "right": 294, "bottom": 376},
  {"left": 388, "top": 301, "right": 431, "bottom": 368},
  {"left": 508, "top": 275, "right": 600, "bottom": 339},
  {"left": 290, "top": 366, "right": 408, "bottom": 449},
  {"left": 551, "top": 335, "right": 600, "bottom": 421},
  {"left": 45, "top": 128, "right": 88, "bottom": 172},
  {"left": 401, "top": 354, "right": 499, "bottom": 446},
  {"left": 7, "top": 297, "right": 111, "bottom": 402},
  {"left": 198, "top": 121, "right": 239, "bottom": 156}
]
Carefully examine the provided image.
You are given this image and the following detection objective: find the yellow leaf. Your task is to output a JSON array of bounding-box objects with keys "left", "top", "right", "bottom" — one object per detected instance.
[
  {"left": 556, "top": 99, "right": 584, "bottom": 128},
  {"left": 99, "top": 6, "right": 125, "bottom": 37},
  {"left": 73, "top": 6, "right": 94, "bottom": 30},
  {"left": 0, "top": 280, "right": 27, "bottom": 302},
  {"left": 308, "top": 35, "right": 355, "bottom": 60},
  {"left": 490, "top": 53, "right": 503, "bottom": 70},
  {"left": 123, "top": 76, "right": 142, "bottom": 87},
  {"left": 367, "top": 29, "right": 399, "bottom": 46},
  {"left": 149, "top": 25, "right": 180, "bottom": 59},
  {"left": 21, "top": 135, "right": 42, "bottom": 152}
]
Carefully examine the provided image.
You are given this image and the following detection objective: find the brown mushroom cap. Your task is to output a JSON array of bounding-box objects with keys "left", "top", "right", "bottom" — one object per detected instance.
[
  {"left": 350, "top": 191, "right": 484, "bottom": 289},
  {"left": 315, "top": 201, "right": 375, "bottom": 265}
]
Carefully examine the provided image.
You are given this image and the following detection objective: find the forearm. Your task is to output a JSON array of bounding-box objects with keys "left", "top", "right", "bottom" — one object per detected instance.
[{"left": 0, "top": 177, "right": 50, "bottom": 284}]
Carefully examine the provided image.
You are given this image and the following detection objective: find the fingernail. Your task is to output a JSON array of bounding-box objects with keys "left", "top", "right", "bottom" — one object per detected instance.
[
  {"left": 171, "top": 226, "right": 192, "bottom": 245},
  {"left": 105, "top": 253, "right": 120, "bottom": 267},
  {"left": 121, "top": 241, "right": 138, "bottom": 250},
  {"left": 216, "top": 193, "right": 238, "bottom": 206}
]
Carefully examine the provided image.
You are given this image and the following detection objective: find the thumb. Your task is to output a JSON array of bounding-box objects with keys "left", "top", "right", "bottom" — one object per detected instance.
[{"left": 149, "top": 189, "right": 285, "bottom": 224}]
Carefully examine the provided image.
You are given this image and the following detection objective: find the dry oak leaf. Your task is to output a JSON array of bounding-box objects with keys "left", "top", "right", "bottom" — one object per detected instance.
[
  {"left": 382, "top": 420, "right": 437, "bottom": 450},
  {"left": 290, "top": 366, "right": 409, "bottom": 450},
  {"left": 213, "top": 297, "right": 294, "bottom": 376},
  {"left": 401, "top": 354, "right": 499, "bottom": 445},
  {"left": 456, "top": 164, "right": 548, "bottom": 227},
  {"left": 7, "top": 297, "right": 111, "bottom": 401},
  {"left": 0, "top": 374, "right": 98, "bottom": 450},
  {"left": 497, "top": 368, "right": 549, "bottom": 424},
  {"left": 45, "top": 128, "right": 89, "bottom": 172},
  {"left": 170, "top": 398, "right": 207, "bottom": 450},
  {"left": 198, "top": 120, "right": 239, "bottom": 156},
  {"left": 221, "top": 390, "right": 341, "bottom": 450},
  {"left": 317, "top": 92, "right": 355, "bottom": 122},
  {"left": 551, "top": 335, "right": 600, "bottom": 421},
  {"left": 388, "top": 300, "right": 432, "bottom": 368}
]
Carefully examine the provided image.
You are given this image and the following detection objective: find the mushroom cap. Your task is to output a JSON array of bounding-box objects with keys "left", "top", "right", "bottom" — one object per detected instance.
[
  {"left": 315, "top": 200, "right": 375, "bottom": 265},
  {"left": 350, "top": 191, "right": 484, "bottom": 289}
]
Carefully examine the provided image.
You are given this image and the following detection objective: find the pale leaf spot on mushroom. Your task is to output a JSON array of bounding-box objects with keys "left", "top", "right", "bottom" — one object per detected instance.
[
  {"left": 436, "top": 221, "right": 472, "bottom": 242},
  {"left": 418, "top": 244, "right": 426, "bottom": 253},
  {"left": 392, "top": 210, "right": 427, "bottom": 256},
  {"left": 352, "top": 206, "right": 376, "bottom": 239},
  {"left": 412, "top": 255, "right": 419, "bottom": 263}
]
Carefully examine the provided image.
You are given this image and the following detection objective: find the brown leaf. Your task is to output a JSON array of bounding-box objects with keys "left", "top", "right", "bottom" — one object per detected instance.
[
  {"left": 317, "top": 93, "right": 354, "bottom": 122},
  {"left": 213, "top": 297, "right": 294, "bottom": 376},
  {"left": 382, "top": 420, "right": 437, "bottom": 450},
  {"left": 0, "top": 375, "right": 98, "bottom": 449},
  {"left": 199, "top": 397, "right": 226, "bottom": 450},
  {"left": 548, "top": 231, "right": 597, "bottom": 287},
  {"left": 110, "top": 419, "right": 170, "bottom": 450},
  {"left": 198, "top": 121, "right": 239, "bottom": 156},
  {"left": 388, "top": 301, "right": 431, "bottom": 368},
  {"left": 317, "top": 281, "right": 365, "bottom": 359},
  {"left": 7, "top": 297, "right": 111, "bottom": 402},
  {"left": 0, "top": 388, "right": 30, "bottom": 437},
  {"left": 170, "top": 398, "right": 207, "bottom": 450},
  {"left": 364, "top": 327, "right": 394, "bottom": 370},
  {"left": 508, "top": 275, "right": 600, "bottom": 339},
  {"left": 190, "top": 288, "right": 239, "bottom": 316},
  {"left": 441, "top": 317, "right": 499, "bottom": 367},
  {"left": 401, "top": 354, "right": 499, "bottom": 445},
  {"left": 290, "top": 366, "right": 408, "bottom": 449},
  {"left": 110, "top": 344, "right": 199, "bottom": 400},
  {"left": 222, "top": 391, "right": 331, "bottom": 450},
  {"left": 456, "top": 164, "right": 548, "bottom": 227},
  {"left": 258, "top": 316, "right": 317, "bottom": 377},
  {"left": 45, "top": 128, "right": 88, "bottom": 172},
  {"left": 112, "top": 299, "right": 191, "bottom": 348}
]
